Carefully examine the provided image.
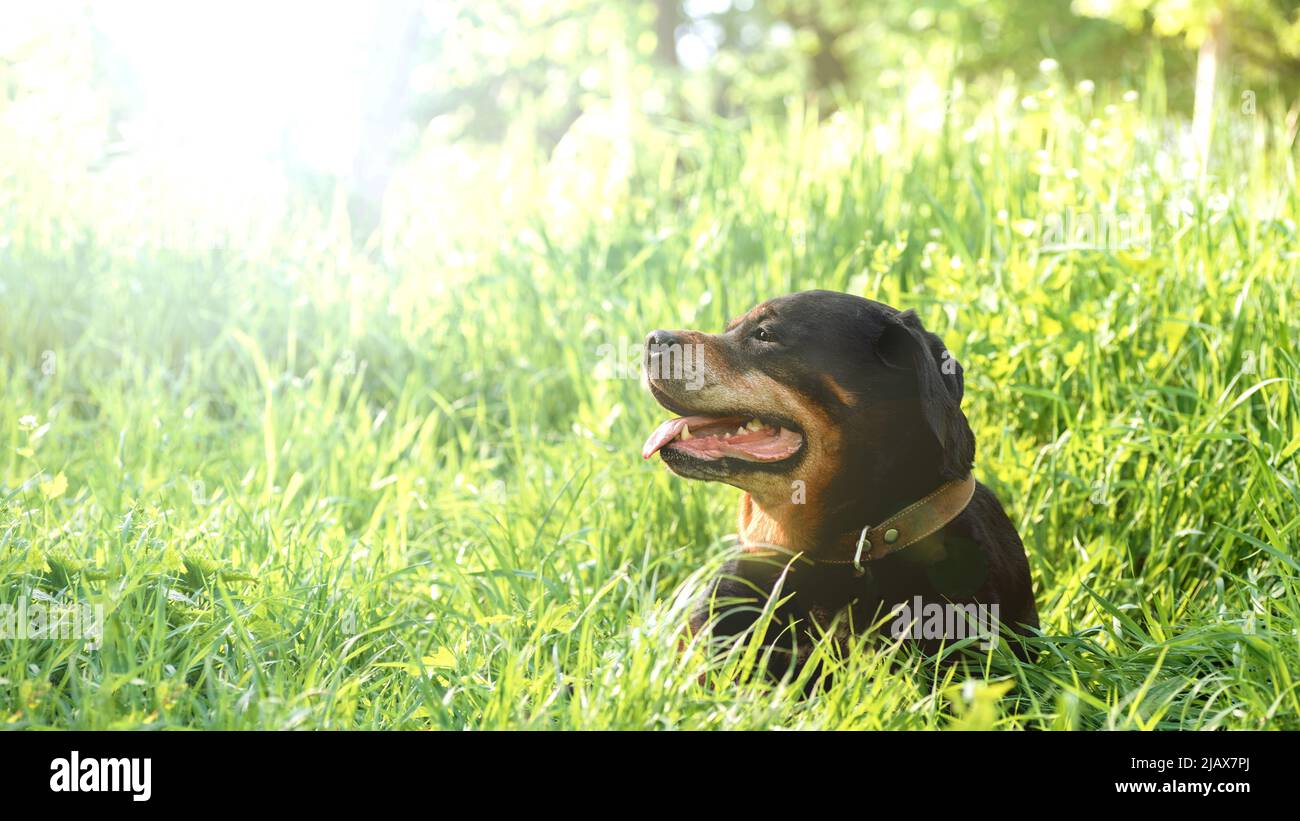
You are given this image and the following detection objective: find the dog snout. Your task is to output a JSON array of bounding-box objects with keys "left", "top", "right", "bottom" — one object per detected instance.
[
  {"left": 645, "top": 330, "right": 685, "bottom": 373},
  {"left": 644, "top": 330, "right": 678, "bottom": 381},
  {"left": 644, "top": 329, "right": 706, "bottom": 390}
]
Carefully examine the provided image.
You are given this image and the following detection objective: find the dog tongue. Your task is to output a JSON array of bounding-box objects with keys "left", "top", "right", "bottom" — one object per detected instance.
[
  {"left": 671, "top": 425, "right": 802, "bottom": 462},
  {"left": 641, "top": 415, "right": 717, "bottom": 459},
  {"left": 641, "top": 415, "right": 803, "bottom": 462}
]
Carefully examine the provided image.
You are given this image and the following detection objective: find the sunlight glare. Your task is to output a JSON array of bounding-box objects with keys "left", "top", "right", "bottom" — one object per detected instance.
[{"left": 90, "top": 1, "right": 378, "bottom": 178}]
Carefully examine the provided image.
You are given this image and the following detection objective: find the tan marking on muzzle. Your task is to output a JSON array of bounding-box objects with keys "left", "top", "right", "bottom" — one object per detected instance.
[{"left": 647, "top": 334, "right": 845, "bottom": 550}]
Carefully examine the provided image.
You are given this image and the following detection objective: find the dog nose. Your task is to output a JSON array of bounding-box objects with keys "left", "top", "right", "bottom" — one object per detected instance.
[
  {"left": 646, "top": 330, "right": 679, "bottom": 348},
  {"left": 645, "top": 330, "right": 683, "bottom": 381}
]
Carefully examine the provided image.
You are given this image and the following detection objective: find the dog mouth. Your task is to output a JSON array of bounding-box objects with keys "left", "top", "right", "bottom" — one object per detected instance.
[{"left": 641, "top": 405, "right": 804, "bottom": 464}]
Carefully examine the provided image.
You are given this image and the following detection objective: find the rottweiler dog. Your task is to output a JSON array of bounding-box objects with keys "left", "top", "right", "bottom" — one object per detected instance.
[{"left": 642, "top": 290, "right": 1037, "bottom": 675}]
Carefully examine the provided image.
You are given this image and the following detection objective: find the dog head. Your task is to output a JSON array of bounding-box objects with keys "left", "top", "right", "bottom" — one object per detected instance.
[{"left": 642, "top": 290, "right": 973, "bottom": 516}]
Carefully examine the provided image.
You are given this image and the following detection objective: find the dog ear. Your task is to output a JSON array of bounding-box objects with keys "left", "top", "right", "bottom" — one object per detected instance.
[{"left": 877, "top": 309, "right": 975, "bottom": 478}]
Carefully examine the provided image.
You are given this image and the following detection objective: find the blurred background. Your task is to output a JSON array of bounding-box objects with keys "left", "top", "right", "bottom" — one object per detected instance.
[{"left": 3, "top": 0, "right": 1297, "bottom": 256}]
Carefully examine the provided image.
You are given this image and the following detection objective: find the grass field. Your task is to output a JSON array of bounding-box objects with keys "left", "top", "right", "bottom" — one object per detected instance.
[{"left": 2, "top": 67, "right": 1299, "bottom": 730}]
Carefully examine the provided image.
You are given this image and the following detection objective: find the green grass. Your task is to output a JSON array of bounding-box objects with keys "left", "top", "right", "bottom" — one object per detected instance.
[{"left": 2, "top": 70, "right": 1298, "bottom": 730}]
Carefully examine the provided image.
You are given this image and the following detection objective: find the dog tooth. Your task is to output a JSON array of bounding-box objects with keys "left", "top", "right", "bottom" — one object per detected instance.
[
  {"left": 680, "top": 425, "right": 692, "bottom": 440},
  {"left": 746, "top": 418, "right": 763, "bottom": 431}
]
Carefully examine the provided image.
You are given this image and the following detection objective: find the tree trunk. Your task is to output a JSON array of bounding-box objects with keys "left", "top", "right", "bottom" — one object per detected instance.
[
  {"left": 1192, "top": 9, "right": 1225, "bottom": 180},
  {"left": 653, "top": 0, "right": 680, "bottom": 68}
]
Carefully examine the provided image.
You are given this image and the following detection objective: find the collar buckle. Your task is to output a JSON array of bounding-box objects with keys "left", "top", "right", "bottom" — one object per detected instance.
[{"left": 852, "top": 529, "right": 871, "bottom": 576}]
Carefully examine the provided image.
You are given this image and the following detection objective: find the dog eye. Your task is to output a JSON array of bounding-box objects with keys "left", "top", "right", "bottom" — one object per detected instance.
[{"left": 754, "top": 327, "right": 775, "bottom": 343}]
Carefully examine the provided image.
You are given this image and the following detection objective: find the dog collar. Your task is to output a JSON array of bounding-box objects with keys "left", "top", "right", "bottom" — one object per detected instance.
[{"left": 816, "top": 474, "right": 976, "bottom": 575}]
